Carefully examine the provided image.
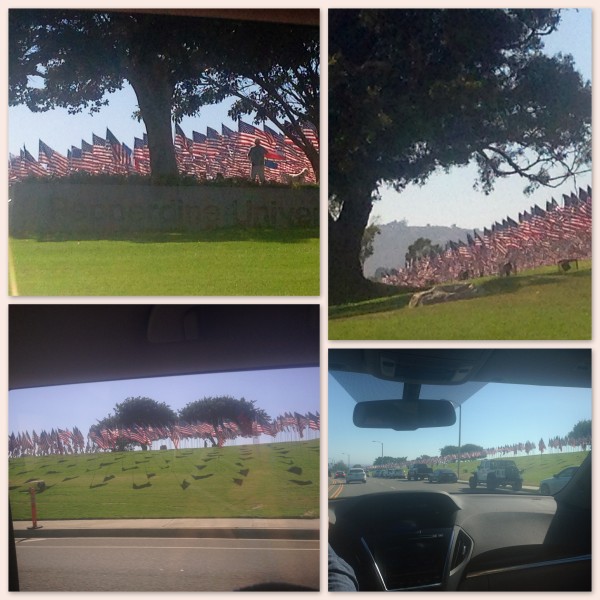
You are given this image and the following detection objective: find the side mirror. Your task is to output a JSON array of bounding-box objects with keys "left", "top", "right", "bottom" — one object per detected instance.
[{"left": 353, "top": 399, "right": 456, "bottom": 431}]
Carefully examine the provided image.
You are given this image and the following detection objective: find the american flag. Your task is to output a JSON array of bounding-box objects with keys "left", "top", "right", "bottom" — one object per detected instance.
[
  {"left": 81, "top": 139, "right": 100, "bottom": 173},
  {"left": 206, "top": 127, "right": 224, "bottom": 177},
  {"left": 92, "top": 133, "right": 115, "bottom": 172},
  {"left": 174, "top": 124, "right": 196, "bottom": 175},
  {"left": 38, "top": 140, "right": 69, "bottom": 176},
  {"left": 20, "top": 147, "right": 48, "bottom": 177},
  {"left": 192, "top": 131, "right": 207, "bottom": 176},
  {"left": 133, "top": 137, "right": 150, "bottom": 174},
  {"left": 106, "top": 128, "right": 128, "bottom": 172}
]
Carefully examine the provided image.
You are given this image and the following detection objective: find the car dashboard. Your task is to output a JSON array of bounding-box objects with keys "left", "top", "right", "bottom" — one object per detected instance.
[{"left": 328, "top": 491, "right": 591, "bottom": 591}]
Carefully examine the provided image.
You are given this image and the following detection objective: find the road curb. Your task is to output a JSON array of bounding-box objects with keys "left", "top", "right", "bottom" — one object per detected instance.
[{"left": 15, "top": 526, "right": 319, "bottom": 541}]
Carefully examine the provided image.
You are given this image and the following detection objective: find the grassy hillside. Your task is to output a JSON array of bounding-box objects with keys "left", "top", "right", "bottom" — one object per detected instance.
[
  {"left": 329, "top": 263, "right": 591, "bottom": 340},
  {"left": 9, "top": 440, "right": 319, "bottom": 520},
  {"left": 443, "top": 451, "right": 588, "bottom": 488}
]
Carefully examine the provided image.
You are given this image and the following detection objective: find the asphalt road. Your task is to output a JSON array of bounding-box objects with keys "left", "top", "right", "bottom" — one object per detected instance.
[
  {"left": 329, "top": 475, "right": 536, "bottom": 500},
  {"left": 15, "top": 537, "right": 320, "bottom": 591}
]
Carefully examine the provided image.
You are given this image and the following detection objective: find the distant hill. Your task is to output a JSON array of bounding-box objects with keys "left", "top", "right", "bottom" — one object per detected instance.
[{"left": 363, "top": 220, "right": 476, "bottom": 277}]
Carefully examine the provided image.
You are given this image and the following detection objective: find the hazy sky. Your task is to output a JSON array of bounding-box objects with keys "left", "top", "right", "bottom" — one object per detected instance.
[
  {"left": 9, "top": 367, "right": 320, "bottom": 446},
  {"left": 370, "top": 8, "right": 592, "bottom": 229},
  {"left": 328, "top": 374, "right": 591, "bottom": 468}
]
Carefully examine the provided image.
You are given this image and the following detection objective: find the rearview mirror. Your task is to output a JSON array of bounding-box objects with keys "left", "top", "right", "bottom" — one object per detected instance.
[{"left": 353, "top": 399, "right": 456, "bottom": 430}]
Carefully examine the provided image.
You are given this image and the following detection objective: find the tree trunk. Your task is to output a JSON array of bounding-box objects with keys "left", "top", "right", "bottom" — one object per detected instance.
[
  {"left": 329, "top": 180, "right": 376, "bottom": 305},
  {"left": 305, "top": 144, "right": 319, "bottom": 182},
  {"left": 128, "top": 66, "right": 179, "bottom": 181}
]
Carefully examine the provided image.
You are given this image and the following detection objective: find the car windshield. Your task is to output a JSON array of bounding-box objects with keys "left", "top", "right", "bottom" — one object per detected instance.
[
  {"left": 329, "top": 370, "right": 591, "bottom": 498},
  {"left": 9, "top": 368, "right": 320, "bottom": 592}
]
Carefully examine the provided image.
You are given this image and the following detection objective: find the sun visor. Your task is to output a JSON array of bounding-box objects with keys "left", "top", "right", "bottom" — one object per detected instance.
[{"left": 330, "top": 370, "right": 487, "bottom": 407}]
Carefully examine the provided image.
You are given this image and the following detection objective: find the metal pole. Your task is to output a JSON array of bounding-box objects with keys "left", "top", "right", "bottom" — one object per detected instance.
[
  {"left": 372, "top": 440, "right": 383, "bottom": 458},
  {"left": 457, "top": 404, "right": 462, "bottom": 481},
  {"left": 27, "top": 487, "right": 43, "bottom": 530}
]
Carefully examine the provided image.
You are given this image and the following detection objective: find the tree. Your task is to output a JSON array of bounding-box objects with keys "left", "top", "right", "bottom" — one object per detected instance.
[
  {"left": 328, "top": 9, "right": 591, "bottom": 304},
  {"left": 360, "top": 221, "right": 381, "bottom": 268},
  {"left": 178, "top": 396, "right": 265, "bottom": 446},
  {"left": 373, "top": 455, "right": 407, "bottom": 466},
  {"left": 440, "top": 443, "right": 485, "bottom": 457},
  {"left": 330, "top": 460, "right": 347, "bottom": 473},
  {"left": 94, "top": 396, "right": 177, "bottom": 451},
  {"left": 9, "top": 10, "right": 318, "bottom": 179},
  {"left": 185, "top": 31, "right": 320, "bottom": 178},
  {"left": 568, "top": 419, "right": 591, "bottom": 440},
  {"left": 405, "top": 238, "right": 443, "bottom": 266}
]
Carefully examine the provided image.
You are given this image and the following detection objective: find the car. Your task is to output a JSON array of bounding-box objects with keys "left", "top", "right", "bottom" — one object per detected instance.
[
  {"left": 334, "top": 471, "right": 346, "bottom": 479},
  {"left": 469, "top": 459, "right": 523, "bottom": 491},
  {"left": 539, "top": 466, "right": 579, "bottom": 496},
  {"left": 346, "top": 468, "right": 367, "bottom": 484},
  {"left": 428, "top": 469, "right": 458, "bottom": 483},
  {"left": 328, "top": 349, "right": 591, "bottom": 592},
  {"left": 9, "top": 304, "right": 320, "bottom": 592},
  {"left": 407, "top": 463, "right": 433, "bottom": 480}
]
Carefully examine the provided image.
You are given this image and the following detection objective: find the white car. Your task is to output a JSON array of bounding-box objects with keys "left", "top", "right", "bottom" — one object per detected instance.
[
  {"left": 539, "top": 466, "right": 579, "bottom": 496},
  {"left": 346, "top": 468, "right": 367, "bottom": 484}
]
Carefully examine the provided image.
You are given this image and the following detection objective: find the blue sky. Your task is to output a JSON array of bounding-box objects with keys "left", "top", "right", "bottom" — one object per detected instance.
[
  {"left": 328, "top": 374, "right": 591, "bottom": 468},
  {"left": 9, "top": 367, "right": 320, "bottom": 446}
]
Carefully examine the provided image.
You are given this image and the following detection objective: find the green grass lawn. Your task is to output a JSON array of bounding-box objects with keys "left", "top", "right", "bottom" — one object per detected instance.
[
  {"left": 329, "top": 263, "right": 591, "bottom": 340},
  {"left": 9, "top": 440, "right": 319, "bottom": 520},
  {"left": 9, "top": 229, "right": 319, "bottom": 296},
  {"left": 443, "top": 450, "right": 588, "bottom": 488}
]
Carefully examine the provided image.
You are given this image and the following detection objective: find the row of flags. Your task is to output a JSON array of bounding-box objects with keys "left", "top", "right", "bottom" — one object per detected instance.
[
  {"left": 367, "top": 436, "right": 591, "bottom": 471},
  {"left": 9, "top": 412, "right": 320, "bottom": 457},
  {"left": 381, "top": 187, "right": 592, "bottom": 287},
  {"left": 8, "top": 427, "right": 86, "bottom": 457},
  {"left": 8, "top": 119, "right": 318, "bottom": 184}
]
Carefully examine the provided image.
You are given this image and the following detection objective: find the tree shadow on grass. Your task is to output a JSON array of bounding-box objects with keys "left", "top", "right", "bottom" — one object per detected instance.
[
  {"left": 133, "top": 482, "right": 152, "bottom": 490},
  {"left": 191, "top": 474, "right": 214, "bottom": 481},
  {"left": 289, "top": 480, "right": 313, "bottom": 486},
  {"left": 331, "top": 270, "right": 588, "bottom": 320},
  {"left": 23, "top": 228, "right": 319, "bottom": 245},
  {"left": 480, "top": 272, "right": 576, "bottom": 296}
]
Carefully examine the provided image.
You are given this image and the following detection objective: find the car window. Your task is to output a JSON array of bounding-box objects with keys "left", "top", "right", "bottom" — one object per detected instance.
[
  {"left": 329, "top": 374, "right": 590, "bottom": 497},
  {"left": 9, "top": 368, "right": 320, "bottom": 591}
]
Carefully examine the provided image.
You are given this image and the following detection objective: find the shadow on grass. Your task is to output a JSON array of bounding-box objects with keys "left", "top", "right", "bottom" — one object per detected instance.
[
  {"left": 329, "top": 293, "right": 413, "bottom": 320},
  {"left": 331, "top": 269, "right": 590, "bottom": 320},
  {"left": 14, "top": 228, "right": 319, "bottom": 245},
  {"left": 191, "top": 474, "right": 213, "bottom": 481}
]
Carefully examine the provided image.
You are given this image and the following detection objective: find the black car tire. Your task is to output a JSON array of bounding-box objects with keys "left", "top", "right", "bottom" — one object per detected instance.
[{"left": 469, "top": 476, "right": 477, "bottom": 489}]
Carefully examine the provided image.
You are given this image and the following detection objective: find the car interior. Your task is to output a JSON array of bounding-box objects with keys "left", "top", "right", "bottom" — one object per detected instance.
[
  {"left": 8, "top": 304, "right": 320, "bottom": 592},
  {"left": 328, "top": 349, "right": 591, "bottom": 592}
]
